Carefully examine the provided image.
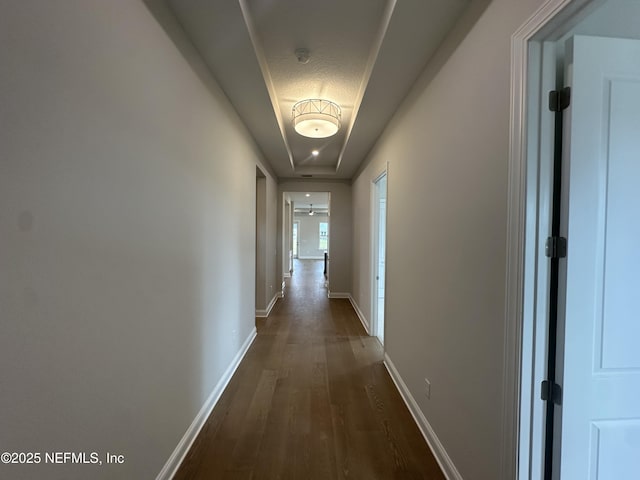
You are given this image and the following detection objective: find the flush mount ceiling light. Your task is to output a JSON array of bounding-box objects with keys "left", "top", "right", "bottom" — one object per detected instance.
[
  {"left": 292, "top": 99, "right": 341, "bottom": 138},
  {"left": 311, "top": 150, "right": 319, "bottom": 156}
]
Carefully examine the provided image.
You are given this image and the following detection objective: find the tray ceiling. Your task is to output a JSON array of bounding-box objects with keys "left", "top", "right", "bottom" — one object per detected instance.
[{"left": 163, "top": 0, "right": 470, "bottom": 179}]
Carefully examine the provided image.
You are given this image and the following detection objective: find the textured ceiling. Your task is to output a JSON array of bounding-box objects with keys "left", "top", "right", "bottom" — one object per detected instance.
[{"left": 164, "top": 0, "right": 470, "bottom": 179}]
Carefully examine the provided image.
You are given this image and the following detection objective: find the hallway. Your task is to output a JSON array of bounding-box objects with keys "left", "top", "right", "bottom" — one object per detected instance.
[{"left": 174, "top": 260, "right": 444, "bottom": 479}]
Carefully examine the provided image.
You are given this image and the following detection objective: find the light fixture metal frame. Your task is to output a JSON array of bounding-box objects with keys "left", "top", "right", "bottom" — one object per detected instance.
[{"left": 292, "top": 99, "right": 341, "bottom": 138}]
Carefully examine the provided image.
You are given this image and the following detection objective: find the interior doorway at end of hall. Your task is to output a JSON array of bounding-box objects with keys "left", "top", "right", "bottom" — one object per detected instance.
[
  {"left": 372, "top": 171, "right": 387, "bottom": 345},
  {"left": 284, "top": 191, "right": 331, "bottom": 285}
]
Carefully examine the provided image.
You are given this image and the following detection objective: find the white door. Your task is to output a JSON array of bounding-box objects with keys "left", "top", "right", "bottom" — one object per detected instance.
[
  {"left": 373, "top": 173, "right": 387, "bottom": 343},
  {"left": 292, "top": 221, "right": 299, "bottom": 259},
  {"left": 558, "top": 35, "right": 640, "bottom": 479}
]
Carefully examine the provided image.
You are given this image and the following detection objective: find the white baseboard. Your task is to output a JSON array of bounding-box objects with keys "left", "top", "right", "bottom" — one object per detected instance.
[
  {"left": 156, "top": 327, "right": 257, "bottom": 480},
  {"left": 327, "top": 291, "right": 350, "bottom": 299},
  {"left": 347, "top": 295, "right": 370, "bottom": 335},
  {"left": 255, "top": 293, "right": 279, "bottom": 318},
  {"left": 383, "top": 353, "right": 463, "bottom": 480}
]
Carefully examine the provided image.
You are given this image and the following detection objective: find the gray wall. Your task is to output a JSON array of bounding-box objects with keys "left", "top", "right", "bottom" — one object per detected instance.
[
  {"left": 351, "top": 0, "right": 543, "bottom": 478},
  {"left": 283, "top": 199, "right": 292, "bottom": 276},
  {"left": 255, "top": 173, "right": 278, "bottom": 312},
  {"left": 264, "top": 176, "right": 278, "bottom": 307},
  {"left": 278, "top": 180, "right": 352, "bottom": 295},
  {"left": 0, "top": 1, "right": 274, "bottom": 478},
  {"left": 256, "top": 176, "right": 267, "bottom": 307}
]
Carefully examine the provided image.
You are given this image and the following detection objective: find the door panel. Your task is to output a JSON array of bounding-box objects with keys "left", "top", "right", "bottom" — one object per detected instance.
[
  {"left": 598, "top": 79, "right": 640, "bottom": 370},
  {"left": 560, "top": 35, "right": 640, "bottom": 479},
  {"left": 591, "top": 421, "right": 640, "bottom": 479}
]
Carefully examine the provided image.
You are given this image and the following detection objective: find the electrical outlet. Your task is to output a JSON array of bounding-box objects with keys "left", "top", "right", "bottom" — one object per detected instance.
[{"left": 424, "top": 378, "right": 431, "bottom": 399}]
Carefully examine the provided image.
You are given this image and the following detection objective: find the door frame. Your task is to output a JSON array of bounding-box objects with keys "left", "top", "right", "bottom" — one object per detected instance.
[
  {"left": 504, "top": 0, "right": 608, "bottom": 478},
  {"left": 371, "top": 168, "right": 388, "bottom": 344}
]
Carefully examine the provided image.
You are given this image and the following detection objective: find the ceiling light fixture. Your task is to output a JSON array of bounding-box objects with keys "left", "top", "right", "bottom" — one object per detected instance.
[
  {"left": 309, "top": 204, "right": 314, "bottom": 216},
  {"left": 312, "top": 150, "right": 319, "bottom": 156},
  {"left": 292, "top": 99, "right": 341, "bottom": 138},
  {"left": 305, "top": 193, "right": 311, "bottom": 197}
]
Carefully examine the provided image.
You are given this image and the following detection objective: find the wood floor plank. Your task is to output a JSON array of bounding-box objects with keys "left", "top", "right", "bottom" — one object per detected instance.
[
  {"left": 230, "top": 369, "right": 278, "bottom": 467},
  {"left": 174, "top": 259, "right": 445, "bottom": 480}
]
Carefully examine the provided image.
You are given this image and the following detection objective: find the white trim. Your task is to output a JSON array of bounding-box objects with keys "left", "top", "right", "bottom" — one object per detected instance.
[
  {"left": 383, "top": 353, "right": 462, "bottom": 480},
  {"left": 297, "top": 255, "right": 324, "bottom": 260},
  {"left": 506, "top": 3, "right": 575, "bottom": 479},
  {"left": 156, "top": 327, "right": 257, "bottom": 480},
  {"left": 503, "top": 8, "right": 532, "bottom": 479},
  {"left": 348, "top": 295, "right": 370, "bottom": 335},
  {"left": 255, "top": 293, "right": 279, "bottom": 318},
  {"left": 327, "top": 291, "right": 350, "bottom": 299}
]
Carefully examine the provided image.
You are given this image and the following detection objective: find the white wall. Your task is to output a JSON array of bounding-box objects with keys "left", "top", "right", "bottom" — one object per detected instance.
[
  {"left": 351, "top": 0, "right": 543, "bottom": 478},
  {"left": 294, "top": 213, "right": 329, "bottom": 259},
  {"left": 0, "top": 1, "right": 275, "bottom": 478},
  {"left": 278, "top": 180, "right": 351, "bottom": 295}
]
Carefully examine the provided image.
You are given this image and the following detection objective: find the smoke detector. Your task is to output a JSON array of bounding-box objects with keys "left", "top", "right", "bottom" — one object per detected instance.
[{"left": 295, "top": 48, "right": 310, "bottom": 64}]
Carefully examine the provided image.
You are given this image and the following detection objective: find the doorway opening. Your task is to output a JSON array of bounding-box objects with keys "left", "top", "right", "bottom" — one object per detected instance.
[
  {"left": 509, "top": 1, "right": 640, "bottom": 478},
  {"left": 283, "top": 191, "right": 331, "bottom": 292},
  {"left": 372, "top": 172, "right": 387, "bottom": 345}
]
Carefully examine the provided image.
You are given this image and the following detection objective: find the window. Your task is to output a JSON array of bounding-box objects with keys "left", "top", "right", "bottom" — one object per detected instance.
[{"left": 319, "top": 222, "right": 328, "bottom": 250}]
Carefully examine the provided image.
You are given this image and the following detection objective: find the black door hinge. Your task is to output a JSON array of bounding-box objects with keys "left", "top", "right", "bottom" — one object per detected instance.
[
  {"left": 541, "top": 380, "right": 562, "bottom": 405},
  {"left": 549, "top": 87, "right": 571, "bottom": 112},
  {"left": 545, "top": 236, "right": 567, "bottom": 259}
]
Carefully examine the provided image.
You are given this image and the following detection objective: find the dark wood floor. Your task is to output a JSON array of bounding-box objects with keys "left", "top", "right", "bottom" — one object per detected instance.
[{"left": 174, "top": 260, "right": 444, "bottom": 480}]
